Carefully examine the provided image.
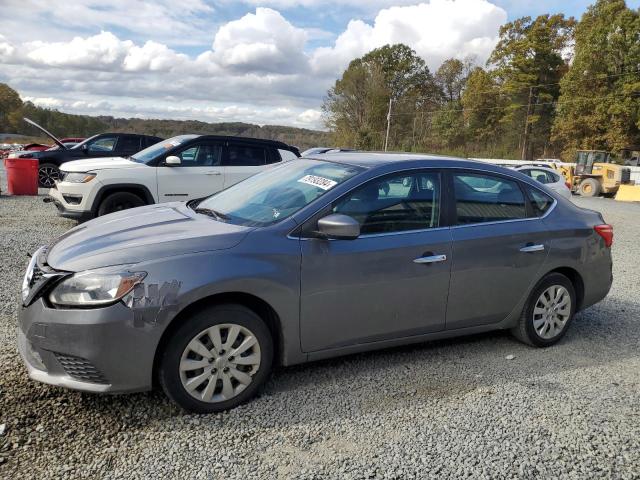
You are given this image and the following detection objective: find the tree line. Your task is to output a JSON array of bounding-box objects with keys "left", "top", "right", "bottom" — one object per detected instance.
[
  {"left": 323, "top": 0, "right": 640, "bottom": 161},
  {"left": 0, "top": 84, "right": 330, "bottom": 150}
]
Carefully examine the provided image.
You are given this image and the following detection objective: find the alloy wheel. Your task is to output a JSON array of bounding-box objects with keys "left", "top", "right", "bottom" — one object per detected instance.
[
  {"left": 532, "top": 285, "right": 572, "bottom": 339},
  {"left": 38, "top": 166, "right": 59, "bottom": 188},
  {"left": 179, "top": 323, "right": 261, "bottom": 403}
]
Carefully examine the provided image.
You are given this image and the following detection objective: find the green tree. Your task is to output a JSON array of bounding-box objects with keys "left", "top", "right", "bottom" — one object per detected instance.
[
  {"left": 0, "top": 83, "right": 23, "bottom": 132},
  {"left": 552, "top": 0, "right": 640, "bottom": 158},
  {"left": 461, "top": 67, "right": 505, "bottom": 155},
  {"left": 323, "top": 44, "right": 437, "bottom": 150},
  {"left": 489, "top": 14, "right": 576, "bottom": 158}
]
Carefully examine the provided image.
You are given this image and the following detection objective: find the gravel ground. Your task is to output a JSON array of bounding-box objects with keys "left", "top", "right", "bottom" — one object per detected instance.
[{"left": 0, "top": 171, "right": 639, "bottom": 479}]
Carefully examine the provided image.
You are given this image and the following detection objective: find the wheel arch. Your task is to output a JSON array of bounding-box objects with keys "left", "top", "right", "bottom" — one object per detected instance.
[
  {"left": 92, "top": 183, "right": 155, "bottom": 215},
  {"left": 545, "top": 266, "right": 585, "bottom": 311},
  {"left": 152, "top": 291, "right": 284, "bottom": 386}
]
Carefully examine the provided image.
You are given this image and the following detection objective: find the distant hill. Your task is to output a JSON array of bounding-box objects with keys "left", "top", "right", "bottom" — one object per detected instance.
[{"left": 0, "top": 83, "right": 331, "bottom": 150}]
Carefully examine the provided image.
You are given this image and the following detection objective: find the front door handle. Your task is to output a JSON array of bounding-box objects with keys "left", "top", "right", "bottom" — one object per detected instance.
[
  {"left": 205, "top": 171, "right": 222, "bottom": 176},
  {"left": 520, "top": 244, "right": 545, "bottom": 253},
  {"left": 413, "top": 254, "right": 447, "bottom": 264}
]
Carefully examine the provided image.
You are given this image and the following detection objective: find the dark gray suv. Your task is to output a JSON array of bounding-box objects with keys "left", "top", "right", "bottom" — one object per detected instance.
[{"left": 18, "top": 153, "right": 613, "bottom": 413}]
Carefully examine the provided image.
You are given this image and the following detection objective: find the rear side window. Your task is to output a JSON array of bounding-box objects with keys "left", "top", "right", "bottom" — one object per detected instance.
[
  {"left": 453, "top": 173, "right": 526, "bottom": 225},
  {"left": 524, "top": 168, "right": 558, "bottom": 184},
  {"left": 525, "top": 186, "right": 555, "bottom": 217},
  {"left": 226, "top": 144, "right": 267, "bottom": 166},
  {"left": 118, "top": 136, "right": 142, "bottom": 152}
]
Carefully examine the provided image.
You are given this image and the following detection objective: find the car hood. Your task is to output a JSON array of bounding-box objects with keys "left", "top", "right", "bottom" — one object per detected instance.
[
  {"left": 46, "top": 203, "right": 254, "bottom": 271},
  {"left": 61, "top": 157, "right": 143, "bottom": 172}
]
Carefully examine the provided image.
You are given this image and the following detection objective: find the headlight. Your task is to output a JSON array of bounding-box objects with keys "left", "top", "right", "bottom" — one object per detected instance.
[
  {"left": 63, "top": 172, "right": 96, "bottom": 183},
  {"left": 49, "top": 267, "right": 146, "bottom": 307},
  {"left": 21, "top": 248, "right": 42, "bottom": 302}
]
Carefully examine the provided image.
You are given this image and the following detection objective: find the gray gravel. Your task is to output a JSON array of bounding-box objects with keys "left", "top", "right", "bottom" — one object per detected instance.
[{"left": 0, "top": 176, "right": 639, "bottom": 478}]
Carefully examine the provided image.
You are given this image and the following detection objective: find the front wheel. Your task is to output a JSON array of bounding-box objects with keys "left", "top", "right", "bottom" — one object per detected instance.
[
  {"left": 97, "top": 191, "right": 145, "bottom": 216},
  {"left": 158, "top": 304, "right": 273, "bottom": 413},
  {"left": 511, "top": 273, "right": 576, "bottom": 347},
  {"left": 578, "top": 178, "right": 601, "bottom": 197},
  {"left": 38, "top": 163, "right": 60, "bottom": 188}
]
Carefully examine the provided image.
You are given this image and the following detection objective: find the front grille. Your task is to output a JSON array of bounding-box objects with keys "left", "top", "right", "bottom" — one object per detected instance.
[{"left": 53, "top": 352, "right": 109, "bottom": 384}]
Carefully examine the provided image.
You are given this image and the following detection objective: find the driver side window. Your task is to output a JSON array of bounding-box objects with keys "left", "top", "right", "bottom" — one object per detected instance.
[
  {"left": 333, "top": 171, "right": 441, "bottom": 235},
  {"left": 174, "top": 143, "right": 223, "bottom": 167},
  {"left": 88, "top": 136, "right": 117, "bottom": 153}
]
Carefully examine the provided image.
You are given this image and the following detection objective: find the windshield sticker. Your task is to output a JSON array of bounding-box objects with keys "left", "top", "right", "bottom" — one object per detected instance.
[
  {"left": 298, "top": 174, "right": 337, "bottom": 190},
  {"left": 163, "top": 139, "right": 183, "bottom": 149}
]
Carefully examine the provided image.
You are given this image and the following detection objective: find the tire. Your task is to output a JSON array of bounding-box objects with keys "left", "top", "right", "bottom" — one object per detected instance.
[
  {"left": 38, "top": 163, "right": 60, "bottom": 188},
  {"left": 578, "top": 178, "right": 601, "bottom": 197},
  {"left": 97, "top": 191, "right": 145, "bottom": 216},
  {"left": 511, "top": 273, "right": 576, "bottom": 347},
  {"left": 158, "top": 304, "right": 274, "bottom": 413}
]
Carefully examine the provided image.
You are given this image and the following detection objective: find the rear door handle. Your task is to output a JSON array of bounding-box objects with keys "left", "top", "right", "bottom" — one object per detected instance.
[
  {"left": 413, "top": 254, "right": 447, "bottom": 264},
  {"left": 205, "top": 171, "right": 222, "bottom": 176},
  {"left": 520, "top": 244, "right": 545, "bottom": 253}
]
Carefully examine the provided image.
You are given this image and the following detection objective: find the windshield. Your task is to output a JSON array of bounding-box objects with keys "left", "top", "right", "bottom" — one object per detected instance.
[
  {"left": 194, "top": 159, "right": 362, "bottom": 226},
  {"left": 131, "top": 135, "right": 198, "bottom": 163}
]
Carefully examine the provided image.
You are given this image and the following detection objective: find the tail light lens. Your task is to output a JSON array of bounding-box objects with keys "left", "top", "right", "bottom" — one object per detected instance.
[
  {"left": 565, "top": 181, "right": 572, "bottom": 189},
  {"left": 594, "top": 224, "right": 613, "bottom": 247}
]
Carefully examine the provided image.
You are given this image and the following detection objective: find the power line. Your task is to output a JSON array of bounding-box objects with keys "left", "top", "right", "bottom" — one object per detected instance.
[
  {"left": 388, "top": 90, "right": 640, "bottom": 116},
  {"left": 423, "top": 69, "right": 640, "bottom": 100}
]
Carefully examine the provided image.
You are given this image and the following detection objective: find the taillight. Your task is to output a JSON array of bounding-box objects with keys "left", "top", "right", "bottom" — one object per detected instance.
[
  {"left": 565, "top": 181, "right": 572, "bottom": 189},
  {"left": 594, "top": 224, "right": 613, "bottom": 247}
]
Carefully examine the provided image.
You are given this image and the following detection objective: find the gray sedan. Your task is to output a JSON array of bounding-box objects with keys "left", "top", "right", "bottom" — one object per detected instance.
[{"left": 18, "top": 153, "right": 613, "bottom": 413}]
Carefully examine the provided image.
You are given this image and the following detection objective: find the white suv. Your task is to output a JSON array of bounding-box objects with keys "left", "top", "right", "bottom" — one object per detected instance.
[{"left": 48, "top": 135, "right": 300, "bottom": 220}]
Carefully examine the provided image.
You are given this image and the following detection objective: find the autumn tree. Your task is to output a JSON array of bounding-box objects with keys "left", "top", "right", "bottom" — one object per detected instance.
[
  {"left": 552, "top": 0, "right": 640, "bottom": 158},
  {"left": 0, "top": 83, "right": 23, "bottom": 133},
  {"left": 323, "top": 44, "right": 437, "bottom": 150},
  {"left": 489, "top": 14, "right": 576, "bottom": 159}
]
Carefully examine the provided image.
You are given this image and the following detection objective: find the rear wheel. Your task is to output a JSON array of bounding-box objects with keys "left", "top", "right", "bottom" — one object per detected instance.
[
  {"left": 511, "top": 273, "right": 576, "bottom": 347},
  {"left": 38, "top": 163, "right": 60, "bottom": 188},
  {"left": 97, "top": 191, "right": 145, "bottom": 216},
  {"left": 578, "top": 178, "right": 601, "bottom": 197},
  {"left": 159, "top": 304, "right": 273, "bottom": 413}
]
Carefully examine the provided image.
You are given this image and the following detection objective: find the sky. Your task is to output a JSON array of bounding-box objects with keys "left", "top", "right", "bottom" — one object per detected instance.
[{"left": 1, "top": 0, "right": 638, "bottom": 130}]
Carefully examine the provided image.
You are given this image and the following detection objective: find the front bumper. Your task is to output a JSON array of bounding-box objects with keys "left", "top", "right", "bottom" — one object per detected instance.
[
  {"left": 48, "top": 184, "right": 94, "bottom": 221},
  {"left": 18, "top": 297, "right": 157, "bottom": 394}
]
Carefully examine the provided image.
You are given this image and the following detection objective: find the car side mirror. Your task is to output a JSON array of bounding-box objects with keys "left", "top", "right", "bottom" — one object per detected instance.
[
  {"left": 317, "top": 214, "right": 360, "bottom": 240},
  {"left": 165, "top": 155, "right": 181, "bottom": 166},
  {"left": 81, "top": 144, "right": 88, "bottom": 154}
]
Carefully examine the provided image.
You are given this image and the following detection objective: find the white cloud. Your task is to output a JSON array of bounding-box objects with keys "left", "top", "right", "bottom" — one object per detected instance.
[
  {"left": 211, "top": 8, "right": 308, "bottom": 74},
  {"left": 26, "top": 32, "right": 133, "bottom": 69},
  {"left": 297, "top": 109, "right": 323, "bottom": 125},
  {"left": 2, "top": 0, "right": 215, "bottom": 47},
  {"left": 312, "top": 0, "right": 507, "bottom": 75},
  {"left": 0, "top": 1, "right": 508, "bottom": 129}
]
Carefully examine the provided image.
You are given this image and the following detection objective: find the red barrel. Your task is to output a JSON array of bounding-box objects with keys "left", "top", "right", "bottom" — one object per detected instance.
[{"left": 4, "top": 158, "right": 39, "bottom": 195}]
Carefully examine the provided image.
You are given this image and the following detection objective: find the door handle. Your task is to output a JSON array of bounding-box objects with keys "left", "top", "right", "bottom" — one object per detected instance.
[
  {"left": 205, "top": 171, "right": 222, "bottom": 176},
  {"left": 413, "top": 254, "right": 447, "bottom": 264},
  {"left": 520, "top": 244, "right": 545, "bottom": 253}
]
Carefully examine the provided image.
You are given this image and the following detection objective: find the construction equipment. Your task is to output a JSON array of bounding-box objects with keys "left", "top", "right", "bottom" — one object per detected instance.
[{"left": 557, "top": 150, "right": 632, "bottom": 197}]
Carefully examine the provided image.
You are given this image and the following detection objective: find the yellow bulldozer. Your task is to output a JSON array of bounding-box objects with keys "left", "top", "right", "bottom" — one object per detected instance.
[{"left": 556, "top": 150, "right": 633, "bottom": 197}]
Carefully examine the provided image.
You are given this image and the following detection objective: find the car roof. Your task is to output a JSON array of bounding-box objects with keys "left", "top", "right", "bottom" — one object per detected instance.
[
  {"left": 189, "top": 134, "right": 296, "bottom": 150},
  {"left": 304, "top": 151, "right": 505, "bottom": 171}
]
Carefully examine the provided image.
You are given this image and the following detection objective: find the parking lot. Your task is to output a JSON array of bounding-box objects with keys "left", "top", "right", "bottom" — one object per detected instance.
[{"left": 0, "top": 178, "right": 639, "bottom": 478}]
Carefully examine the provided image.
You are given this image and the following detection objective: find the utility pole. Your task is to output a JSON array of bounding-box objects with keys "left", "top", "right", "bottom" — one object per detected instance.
[
  {"left": 521, "top": 86, "right": 533, "bottom": 160},
  {"left": 384, "top": 97, "right": 392, "bottom": 152}
]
